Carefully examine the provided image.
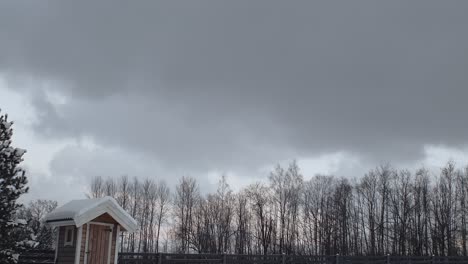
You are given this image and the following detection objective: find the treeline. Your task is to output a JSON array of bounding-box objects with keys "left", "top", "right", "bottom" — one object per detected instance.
[{"left": 88, "top": 161, "right": 468, "bottom": 256}]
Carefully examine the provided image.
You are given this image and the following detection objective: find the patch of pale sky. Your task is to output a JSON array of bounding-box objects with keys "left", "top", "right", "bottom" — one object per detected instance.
[{"left": 0, "top": 77, "right": 72, "bottom": 177}]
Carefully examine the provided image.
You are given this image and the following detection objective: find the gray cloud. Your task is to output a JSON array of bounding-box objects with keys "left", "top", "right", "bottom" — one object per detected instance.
[{"left": 1, "top": 1, "right": 468, "bottom": 185}]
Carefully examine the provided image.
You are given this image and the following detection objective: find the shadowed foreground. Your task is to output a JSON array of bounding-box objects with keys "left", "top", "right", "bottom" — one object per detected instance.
[
  {"left": 18, "top": 251, "right": 468, "bottom": 264},
  {"left": 118, "top": 253, "right": 468, "bottom": 264}
]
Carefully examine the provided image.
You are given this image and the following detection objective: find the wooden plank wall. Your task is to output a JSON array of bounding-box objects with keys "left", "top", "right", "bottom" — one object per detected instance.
[{"left": 56, "top": 226, "right": 77, "bottom": 264}]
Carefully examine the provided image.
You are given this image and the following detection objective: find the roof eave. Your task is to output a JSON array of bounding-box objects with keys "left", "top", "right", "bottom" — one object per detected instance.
[{"left": 45, "top": 219, "right": 76, "bottom": 227}]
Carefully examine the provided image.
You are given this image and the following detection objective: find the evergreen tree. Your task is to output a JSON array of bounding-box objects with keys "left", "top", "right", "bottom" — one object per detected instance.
[
  {"left": 16, "top": 199, "right": 57, "bottom": 250},
  {"left": 0, "top": 109, "right": 29, "bottom": 264},
  {"left": 36, "top": 225, "right": 54, "bottom": 250}
]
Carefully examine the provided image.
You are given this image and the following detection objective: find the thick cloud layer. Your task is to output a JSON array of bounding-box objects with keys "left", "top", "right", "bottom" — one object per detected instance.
[{"left": 1, "top": 1, "right": 468, "bottom": 201}]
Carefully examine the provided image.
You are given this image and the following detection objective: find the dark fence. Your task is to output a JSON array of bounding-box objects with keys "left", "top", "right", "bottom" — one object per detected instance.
[
  {"left": 18, "top": 251, "right": 468, "bottom": 264},
  {"left": 118, "top": 254, "right": 468, "bottom": 264},
  {"left": 18, "top": 250, "right": 55, "bottom": 264}
]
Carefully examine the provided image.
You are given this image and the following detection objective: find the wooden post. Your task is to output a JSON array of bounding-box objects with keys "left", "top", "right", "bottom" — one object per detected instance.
[
  {"left": 114, "top": 226, "right": 120, "bottom": 264},
  {"left": 84, "top": 224, "right": 90, "bottom": 264},
  {"left": 74, "top": 226, "right": 83, "bottom": 264},
  {"left": 158, "top": 253, "right": 162, "bottom": 264},
  {"left": 223, "top": 252, "right": 226, "bottom": 264},
  {"left": 387, "top": 254, "right": 390, "bottom": 264},
  {"left": 54, "top": 227, "right": 60, "bottom": 263},
  {"left": 336, "top": 254, "right": 339, "bottom": 264},
  {"left": 431, "top": 255, "right": 434, "bottom": 264},
  {"left": 282, "top": 252, "right": 285, "bottom": 264}
]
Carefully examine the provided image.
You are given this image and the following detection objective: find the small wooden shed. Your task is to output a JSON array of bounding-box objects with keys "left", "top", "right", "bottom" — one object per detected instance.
[{"left": 44, "top": 196, "right": 138, "bottom": 264}]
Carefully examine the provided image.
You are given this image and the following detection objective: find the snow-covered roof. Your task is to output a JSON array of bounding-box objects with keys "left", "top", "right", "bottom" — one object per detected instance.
[{"left": 44, "top": 196, "right": 137, "bottom": 232}]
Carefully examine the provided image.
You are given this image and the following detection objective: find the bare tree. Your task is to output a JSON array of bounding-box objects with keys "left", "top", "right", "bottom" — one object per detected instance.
[
  {"left": 104, "top": 177, "right": 117, "bottom": 197},
  {"left": 155, "top": 181, "right": 170, "bottom": 253},
  {"left": 116, "top": 175, "right": 130, "bottom": 251},
  {"left": 269, "top": 161, "right": 303, "bottom": 254},
  {"left": 234, "top": 190, "right": 251, "bottom": 254},
  {"left": 174, "top": 176, "right": 199, "bottom": 253},
  {"left": 246, "top": 183, "right": 274, "bottom": 255},
  {"left": 89, "top": 176, "right": 104, "bottom": 198}
]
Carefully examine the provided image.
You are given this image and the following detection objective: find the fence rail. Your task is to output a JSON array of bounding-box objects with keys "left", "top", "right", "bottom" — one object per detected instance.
[
  {"left": 18, "top": 250, "right": 55, "bottom": 264},
  {"left": 118, "top": 254, "right": 468, "bottom": 264},
  {"left": 18, "top": 251, "right": 468, "bottom": 264}
]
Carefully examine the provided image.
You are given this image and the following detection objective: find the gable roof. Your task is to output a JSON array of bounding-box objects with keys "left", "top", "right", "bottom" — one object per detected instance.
[{"left": 44, "top": 196, "right": 138, "bottom": 232}]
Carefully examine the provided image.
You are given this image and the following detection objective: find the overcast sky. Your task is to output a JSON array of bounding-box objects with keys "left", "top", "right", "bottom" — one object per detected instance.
[{"left": 1, "top": 1, "right": 468, "bottom": 203}]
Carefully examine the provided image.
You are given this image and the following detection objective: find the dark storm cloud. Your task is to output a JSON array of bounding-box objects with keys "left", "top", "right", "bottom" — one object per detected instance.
[{"left": 1, "top": 1, "right": 468, "bottom": 173}]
